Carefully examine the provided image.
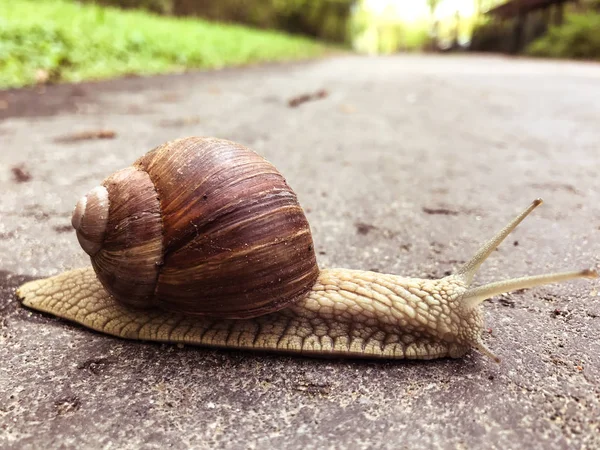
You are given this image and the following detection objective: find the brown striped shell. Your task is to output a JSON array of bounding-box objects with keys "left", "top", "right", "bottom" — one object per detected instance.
[{"left": 71, "top": 137, "right": 319, "bottom": 319}]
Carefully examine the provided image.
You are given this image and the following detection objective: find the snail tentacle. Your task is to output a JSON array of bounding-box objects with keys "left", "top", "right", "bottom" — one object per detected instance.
[
  {"left": 460, "top": 270, "right": 597, "bottom": 311},
  {"left": 451, "top": 198, "right": 596, "bottom": 311}
]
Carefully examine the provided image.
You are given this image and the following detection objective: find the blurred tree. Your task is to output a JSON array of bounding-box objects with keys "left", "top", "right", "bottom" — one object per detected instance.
[
  {"left": 475, "top": 0, "right": 504, "bottom": 14},
  {"left": 426, "top": 0, "right": 440, "bottom": 20},
  {"left": 425, "top": 0, "right": 440, "bottom": 50},
  {"left": 470, "top": 0, "right": 597, "bottom": 56},
  {"left": 469, "top": 19, "right": 513, "bottom": 53}
]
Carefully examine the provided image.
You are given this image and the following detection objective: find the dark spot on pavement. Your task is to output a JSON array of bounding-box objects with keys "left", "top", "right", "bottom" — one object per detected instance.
[
  {"left": 11, "top": 164, "right": 32, "bottom": 183},
  {"left": 54, "top": 129, "right": 116, "bottom": 143},
  {"left": 498, "top": 297, "right": 515, "bottom": 307},
  {"left": 422, "top": 207, "right": 459, "bottom": 216},
  {"left": 440, "top": 259, "right": 464, "bottom": 265},
  {"left": 537, "top": 293, "right": 559, "bottom": 303},
  {"left": 288, "top": 89, "right": 328, "bottom": 108},
  {"left": 53, "top": 225, "right": 73, "bottom": 233},
  {"left": 553, "top": 308, "right": 569, "bottom": 318},
  {"left": 355, "top": 222, "right": 377, "bottom": 235}
]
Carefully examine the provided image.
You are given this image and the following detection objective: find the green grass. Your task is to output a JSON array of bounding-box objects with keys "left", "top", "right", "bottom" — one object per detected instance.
[{"left": 0, "top": 0, "right": 329, "bottom": 89}]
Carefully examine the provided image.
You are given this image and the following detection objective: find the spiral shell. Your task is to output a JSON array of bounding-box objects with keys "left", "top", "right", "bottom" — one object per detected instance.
[{"left": 71, "top": 137, "right": 319, "bottom": 318}]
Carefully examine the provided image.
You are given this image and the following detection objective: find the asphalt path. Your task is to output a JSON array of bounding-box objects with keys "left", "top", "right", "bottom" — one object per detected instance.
[{"left": 1, "top": 54, "right": 599, "bottom": 449}]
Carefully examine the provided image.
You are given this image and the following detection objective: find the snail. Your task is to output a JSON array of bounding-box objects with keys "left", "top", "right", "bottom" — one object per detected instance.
[{"left": 16, "top": 136, "right": 597, "bottom": 363}]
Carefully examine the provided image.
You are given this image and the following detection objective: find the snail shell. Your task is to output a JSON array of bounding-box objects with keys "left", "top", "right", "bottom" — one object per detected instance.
[{"left": 71, "top": 137, "right": 319, "bottom": 318}]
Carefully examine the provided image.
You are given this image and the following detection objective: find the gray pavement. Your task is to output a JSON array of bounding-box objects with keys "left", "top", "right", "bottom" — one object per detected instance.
[{"left": 1, "top": 54, "right": 599, "bottom": 449}]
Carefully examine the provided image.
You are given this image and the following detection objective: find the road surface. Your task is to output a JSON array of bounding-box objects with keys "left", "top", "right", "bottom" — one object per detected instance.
[{"left": 1, "top": 54, "right": 599, "bottom": 449}]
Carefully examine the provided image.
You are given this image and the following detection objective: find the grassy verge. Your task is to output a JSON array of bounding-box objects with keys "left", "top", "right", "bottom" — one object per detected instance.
[{"left": 0, "top": 0, "right": 330, "bottom": 89}]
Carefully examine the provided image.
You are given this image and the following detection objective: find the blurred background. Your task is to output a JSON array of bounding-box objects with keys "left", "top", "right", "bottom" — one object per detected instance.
[{"left": 1, "top": 0, "right": 600, "bottom": 89}]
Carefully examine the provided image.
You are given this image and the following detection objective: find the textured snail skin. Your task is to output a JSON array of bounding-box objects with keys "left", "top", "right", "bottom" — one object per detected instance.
[{"left": 17, "top": 267, "right": 478, "bottom": 360}]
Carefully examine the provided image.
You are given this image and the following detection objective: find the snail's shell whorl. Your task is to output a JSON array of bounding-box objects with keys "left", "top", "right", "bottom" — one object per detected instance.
[{"left": 71, "top": 137, "right": 319, "bottom": 318}]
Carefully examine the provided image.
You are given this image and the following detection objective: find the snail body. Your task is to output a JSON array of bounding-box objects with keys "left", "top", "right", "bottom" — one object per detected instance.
[{"left": 16, "top": 137, "right": 597, "bottom": 362}]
